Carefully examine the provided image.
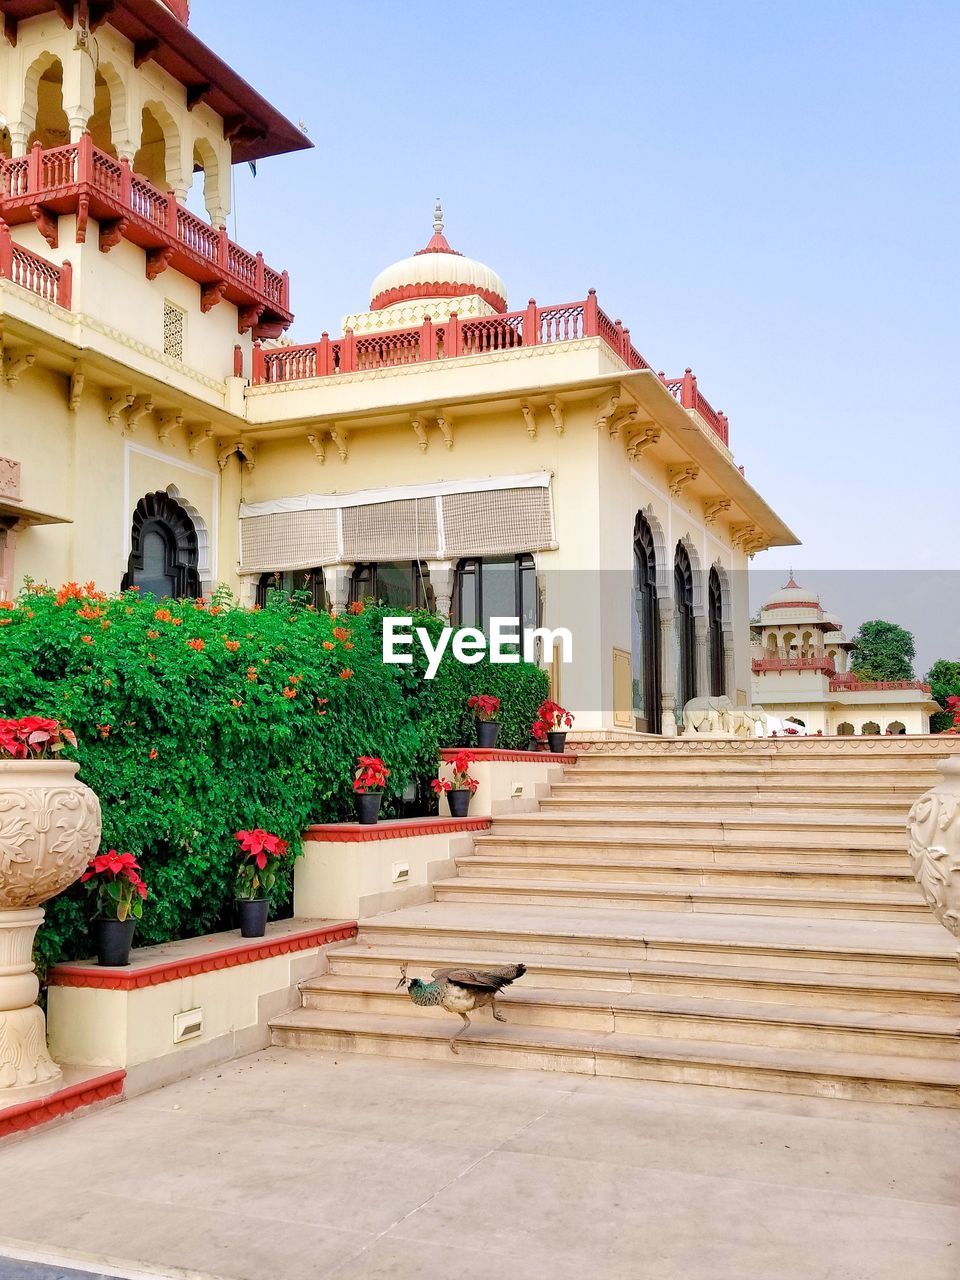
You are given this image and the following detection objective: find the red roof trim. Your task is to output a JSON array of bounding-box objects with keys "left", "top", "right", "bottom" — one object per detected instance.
[
  {"left": 3, "top": 0, "right": 311, "bottom": 164},
  {"left": 370, "top": 281, "right": 507, "bottom": 313},
  {"left": 763, "top": 601, "right": 822, "bottom": 611},
  {"left": 0, "top": 1070, "right": 125, "bottom": 1140},
  {"left": 304, "top": 817, "right": 491, "bottom": 843},
  {"left": 48, "top": 923, "right": 356, "bottom": 990}
]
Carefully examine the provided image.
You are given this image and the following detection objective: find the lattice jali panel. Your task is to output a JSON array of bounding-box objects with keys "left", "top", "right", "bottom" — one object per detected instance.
[
  {"left": 442, "top": 486, "right": 555, "bottom": 558},
  {"left": 240, "top": 510, "right": 339, "bottom": 572},
  {"left": 163, "top": 301, "right": 185, "bottom": 361},
  {"left": 342, "top": 499, "right": 439, "bottom": 562}
]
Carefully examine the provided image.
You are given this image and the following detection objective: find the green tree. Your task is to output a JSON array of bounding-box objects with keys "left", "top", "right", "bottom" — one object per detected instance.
[
  {"left": 926, "top": 657, "right": 960, "bottom": 733},
  {"left": 849, "top": 620, "right": 916, "bottom": 682}
]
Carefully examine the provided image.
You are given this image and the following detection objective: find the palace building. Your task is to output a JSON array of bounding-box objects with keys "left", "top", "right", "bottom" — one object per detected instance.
[
  {"left": 751, "top": 578, "right": 937, "bottom": 735},
  {"left": 0, "top": 0, "right": 797, "bottom": 733}
]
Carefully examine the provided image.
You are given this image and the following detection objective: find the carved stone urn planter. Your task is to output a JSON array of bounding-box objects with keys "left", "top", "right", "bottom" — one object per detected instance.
[
  {"left": 0, "top": 759, "right": 102, "bottom": 1089},
  {"left": 906, "top": 755, "right": 960, "bottom": 964}
]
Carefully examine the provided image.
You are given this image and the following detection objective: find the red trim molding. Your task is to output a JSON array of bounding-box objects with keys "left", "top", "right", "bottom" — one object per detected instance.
[
  {"left": 0, "top": 1070, "right": 125, "bottom": 1140},
  {"left": 48, "top": 922, "right": 357, "bottom": 991},
  {"left": 439, "top": 748, "right": 571, "bottom": 763},
  {"left": 304, "top": 817, "right": 491, "bottom": 843},
  {"left": 371, "top": 280, "right": 507, "bottom": 313}
]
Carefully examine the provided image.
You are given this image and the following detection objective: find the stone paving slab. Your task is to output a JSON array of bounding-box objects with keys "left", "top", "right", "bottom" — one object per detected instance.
[{"left": 0, "top": 1047, "right": 957, "bottom": 1280}]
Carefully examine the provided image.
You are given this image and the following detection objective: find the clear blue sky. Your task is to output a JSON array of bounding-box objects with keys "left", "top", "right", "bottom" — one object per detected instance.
[{"left": 192, "top": 1, "right": 957, "bottom": 616}]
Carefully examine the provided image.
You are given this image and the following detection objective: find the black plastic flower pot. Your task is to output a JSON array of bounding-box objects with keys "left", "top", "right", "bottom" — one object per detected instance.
[
  {"left": 547, "top": 730, "right": 568, "bottom": 754},
  {"left": 94, "top": 917, "right": 137, "bottom": 967},
  {"left": 476, "top": 720, "right": 500, "bottom": 749},
  {"left": 447, "top": 788, "right": 472, "bottom": 818},
  {"left": 356, "top": 791, "right": 382, "bottom": 825},
  {"left": 237, "top": 897, "right": 269, "bottom": 938}
]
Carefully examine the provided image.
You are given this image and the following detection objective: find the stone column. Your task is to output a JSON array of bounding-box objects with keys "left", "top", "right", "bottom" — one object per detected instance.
[
  {"left": 8, "top": 124, "right": 29, "bottom": 159},
  {"left": 723, "top": 627, "right": 737, "bottom": 700},
  {"left": 426, "top": 560, "right": 455, "bottom": 619},
  {"left": 657, "top": 597, "right": 678, "bottom": 736},
  {"left": 324, "top": 564, "right": 354, "bottom": 615},
  {"left": 694, "top": 614, "right": 709, "bottom": 699}
]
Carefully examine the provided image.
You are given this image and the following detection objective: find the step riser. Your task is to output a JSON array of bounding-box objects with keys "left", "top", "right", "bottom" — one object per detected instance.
[
  {"left": 325, "top": 956, "right": 960, "bottom": 1015},
  {"left": 455, "top": 860, "right": 913, "bottom": 894},
  {"left": 300, "top": 990, "right": 960, "bottom": 1060},
  {"left": 491, "top": 823, "right": 907, "bottom": 847},
  {"left": 357, "top": 926, "right": 954, "bottom": 979},
  {"left": 542, "top": 797, "right": 914, "bottom": 813},
  {"left": 474, "top": 839, "right": 907, "bottom": 867},
  {"left": 433, "top": 884, "right": 926, "bottom": 921},
  {"left": 269, "top": 1026, "right": 960, "bottom": 1108}
]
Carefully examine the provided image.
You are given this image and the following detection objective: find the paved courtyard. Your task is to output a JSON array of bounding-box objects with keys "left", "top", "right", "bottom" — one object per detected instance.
[{"left": 0, "top": 1048, "right": 958, "bottom": 1280}]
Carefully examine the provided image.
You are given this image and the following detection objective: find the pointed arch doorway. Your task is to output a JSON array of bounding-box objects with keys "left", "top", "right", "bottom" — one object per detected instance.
[
  {"left": 632, "top": 511, "right": 661, "bottom": 733},
  {"left": 122, "top": 491, "right": 201, "bottom": 599}
]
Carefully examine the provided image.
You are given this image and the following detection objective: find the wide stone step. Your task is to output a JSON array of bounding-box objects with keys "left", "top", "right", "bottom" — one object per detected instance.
[
  {"left": 432, "top": 876, "right": 927, "bottom": 921},
  {"left": 472, "top": 834, "right": 907, "bottom": 867},
  {"left": 326, "top": 943, "right": 960, "bottom": 1014},
  {"left": 539, "top": 796, "right": 913, "bottom": 817},
  {"left": 298, "top": 975, "right": 960, "bottom": 1060},
  {"left": 356, "top": 902, "right": 955, "bottom": 978},
  {"left": 455, "top": 854, "right": 914, "bottom": 895},
  {"left": 269, "top": 1008, "right": 960, "bottom": 1107},
  {"left": 490, "top": 813, "right": 907, "bottom": 848},
  {"left": 551, "top": 780, "right": 923, "bottom": 803}
]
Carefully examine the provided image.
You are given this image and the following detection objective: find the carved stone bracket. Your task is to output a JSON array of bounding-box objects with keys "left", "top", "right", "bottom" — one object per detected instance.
[
  {"left": 200, "top": 280, "right": 228, "bottom": 313},
  {"left": 238, "top": 439, "right": 257, "bottom": 473},
  {"left": 68, "top": 362, "right": 85, "bottom": 413},
  {"left": 306, "top": 431, "right": 326, "bottom": 464},
  {"left": 125, "top": 396, "right": 154, "bottom": 432},
  {"left": 626, "top": 427, "right": 661, "bottom": 460},
  {"left": 730, "top": 522, "right": 767, "bottom": 554},
  {"left": 238, "top": 305, "right": 264, "bottom": 335},
  {"left": 411, "top": 417, "right": 428, "bottom": 452},
  {"left": 668, "top": 464, "right": 700, "bottom": 497},
  {"left": 29, "top": 204, "right": 58, "bottom": 250},
  {"left": 187, "top": 424, "right": 213, "bottom": 455},
  {"left": 329, "top": 428, "right": 349, "bottom": 462},
  {"left": 521, "top": 405, "right": 538, "bottom": 439},
  {"left": 595, "top": 393, "right": 620, "bottom": 431},
  {"left": 99, "top": 217, "right": 128, "bottom": 253},
  {"left": 3, "top": 348, "right": 37, "bottom": 386},
  {"left": 216, "top": 439, "right": 239, "bottom": 470},
  {"left": 548, "top": 402, "right": 564, "bottom": 436},
  {"left": 156, "top": 411, "right": 184, "bottom": 444},
  {"left": 608, "top": 408, "right": 638, "bottom": 441},
  {"left": 145, "top": 246, "right": 175, "bottom": 281},
  {"left": 106, "top": 388, "right": 135, "bottom": 428},
  {"left": 437, "top": 413, "right": 454, "bottom": 450},
  {"left": 76, "top": 193, "right": 90, "bottom": 244},
  {"left": 703, "top": 496, "right": 732, "bottom": 526}
]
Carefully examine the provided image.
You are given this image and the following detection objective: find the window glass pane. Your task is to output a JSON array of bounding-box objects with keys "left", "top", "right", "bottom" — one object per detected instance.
[
  {"left": 518, "top": 559, "right": 538, "bottom": 630},
  {"left": 376, "top": 561, "right": 414, "bottom": 609},
  {"left": 139, "top": 529, "right": 174, "bottom": 597},
  {"left": 480, "top": 559, "right": 516, "bottom": 631},
  {"left": 457, "top": 561, "right": 479, "bottom": 628}
]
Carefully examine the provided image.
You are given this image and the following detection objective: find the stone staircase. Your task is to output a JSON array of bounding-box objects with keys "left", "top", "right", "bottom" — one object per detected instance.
[{"left": 272, "top": 737, "right": 960, "bottom": 1106}]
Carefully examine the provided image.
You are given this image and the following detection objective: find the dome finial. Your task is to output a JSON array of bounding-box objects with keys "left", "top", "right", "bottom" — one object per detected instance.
[{"left": 433, "top": 198, "right": 444, "bottom": 235}]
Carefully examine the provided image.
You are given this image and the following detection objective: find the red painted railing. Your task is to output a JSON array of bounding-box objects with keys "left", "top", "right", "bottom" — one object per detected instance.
[
  {"left": 0, "top": 220, "right": 71, "bottom": 307},
  {"left": 0, "top": 139, "right": 290, "bottom": 324},
  {"left": 662, "top": 368, "right": 729, "bottom": 446},
  {"left": 829, "top": 676, "right": 932, "bottom": 694},
  {"left": 753, "top": 656, "right": 837, "bottom": 675}
]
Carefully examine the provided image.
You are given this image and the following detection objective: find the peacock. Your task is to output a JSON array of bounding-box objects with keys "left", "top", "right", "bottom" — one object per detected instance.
[{"left": 397, "top": 963, "right": 527, "bottom": 1052}]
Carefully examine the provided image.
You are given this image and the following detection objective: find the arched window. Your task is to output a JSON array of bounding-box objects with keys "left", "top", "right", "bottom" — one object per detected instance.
[
  {"left": 455, "top": 555, "right": 537, "bottom": 632},
  {"left": 708, "top": 567, "right": 725, "bottom": 697},
  {"left": 256, "top": 569, "right": 328, "bottom": 610},
  {"left": 886, "top": 720, "right": 906, "bottom": 735},
  {"left": 352, "top": 561, "right": 434, "bottom": 611},
  {"left": 633, "top": 513, "right": 661, "bottom": 733},
  {"left": 836, "top": 722, "right": 855, "bottom": 736},
  {"left": 122, "top": 492, "right": 200, "bottom": 599},
  {"left": 134, "top": 106, "right": 170, "bottom": 188},
  {"left": 862, "top": 721, "right": 881, "bottom": 736},
  {"left": 26, "top": 56, "right": 69, "bottom": 150},
  {"left": 674, "top": 541, "right": 696, "bottom": 712}
]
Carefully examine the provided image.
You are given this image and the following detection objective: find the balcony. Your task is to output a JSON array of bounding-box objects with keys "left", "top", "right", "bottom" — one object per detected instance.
[
  {"left": 753, "top": 656, "right": 837, "bottom": 676},
  {"left": 252, "top": 291, "right": 730, "bottom": 445},
  {"left": 0, "top": 223, "right": 71, "bottom": 308},
  {"left": 0, "top": 139, "right": 291, "bottom": 337},
  {"left": 829, "top": 676, "right": 932, "bottom": 695}
]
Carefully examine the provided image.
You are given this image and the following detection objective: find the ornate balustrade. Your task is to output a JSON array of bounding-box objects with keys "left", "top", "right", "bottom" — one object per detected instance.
[
  {"left": 0, "top": 139, "right": 290, "bottom": 337},
  {"left": 829, "top": 676, "right": 932, "bottom": 694},
  {"left": 0, "top": 221, "right": 71, "bottom": 308},
  {"left": 753, "top": 656, "right": 837, "bottom": 676},
  {"left": 252, "top": 289, "right": 729, "bottom": 444}
]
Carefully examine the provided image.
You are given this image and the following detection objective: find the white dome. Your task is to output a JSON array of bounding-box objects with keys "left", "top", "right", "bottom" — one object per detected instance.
[
  {"left": 762, "top": 577, "right": 821, "bottom": 611},
  {"left": 369, "top": 202, "right": 508, "bottom": 313}
]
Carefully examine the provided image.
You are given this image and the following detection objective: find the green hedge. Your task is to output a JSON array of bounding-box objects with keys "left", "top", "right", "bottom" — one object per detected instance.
[{"left": 0, "top": 585, "right": 548, "bottom": 975}]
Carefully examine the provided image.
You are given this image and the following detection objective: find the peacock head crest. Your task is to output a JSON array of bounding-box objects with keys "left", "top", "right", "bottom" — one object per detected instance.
[{"left": 396, "top": 963, "right": 409, "bottom": 990}]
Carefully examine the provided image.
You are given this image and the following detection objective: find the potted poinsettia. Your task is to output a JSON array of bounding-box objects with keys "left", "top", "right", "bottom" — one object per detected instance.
[
  {"left": 468, "top": 694, "right": 501, "bottom": 748},
  {"left": 81, "top": 851, "right": 148, "bottom": 966},
  {"left": 353, "top": 756, "right": 390, "bottom": 824},
  {"left": 432, "top": 750, "right": 479, "bottom": 818},
  {"left": 534, "top": 699, "right": 575, "bottom": 753},
  {"left": 234, "top": 828, "right": 289, "bottom": 937}
]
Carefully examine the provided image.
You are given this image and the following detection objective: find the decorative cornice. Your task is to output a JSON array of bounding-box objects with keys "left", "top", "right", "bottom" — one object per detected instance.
[
  {"left": 371, "top": 280, "right": 507, "bottom": 313},
  {"left": 304, "top": 818, "right": 492, "bottom": 842},
  {"left": 48, "top": 923, "right": 356, "bottom": 990},
  {"left": 0, "top": 1070, "right": 125, "bottom": 1140}
]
